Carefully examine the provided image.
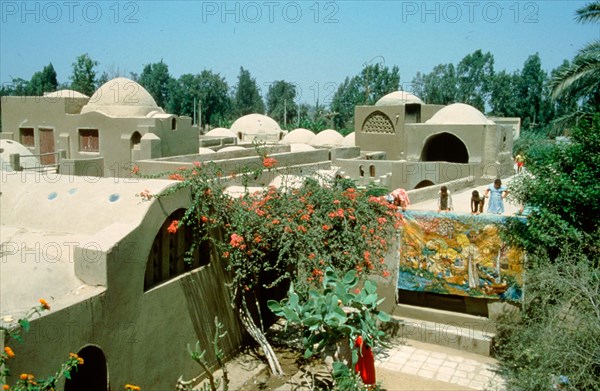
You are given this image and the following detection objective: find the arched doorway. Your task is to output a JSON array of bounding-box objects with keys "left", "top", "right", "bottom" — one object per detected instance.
[
  {"left": 421, "top": 132, "right": 468, "bottom": 163},
  {"left": 64, "top": 345, "right": 108, "bottom": 391},
  {"left": 415, "top": 180, "right": 435, "bottom": 189}
]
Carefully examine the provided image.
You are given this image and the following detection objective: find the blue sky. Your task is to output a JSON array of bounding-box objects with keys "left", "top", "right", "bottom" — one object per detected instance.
[{"left": 1, "top": 0, "right": 598, "bottom": 105}]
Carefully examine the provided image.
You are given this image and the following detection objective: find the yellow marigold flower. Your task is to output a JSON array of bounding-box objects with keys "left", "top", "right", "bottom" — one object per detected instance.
[
  {"left": 3, "top": 384, "right": 10, "bottom": 390},
  {"left": 39, "top": 298, "right": 50, "bottom": 310},
  {"left": 4, "top": 346, "right": 14, "bottom": 358},
  {"left": 19, "top": 374, "right": 27, "bottom": 380},
  {"left": 124, "top": 385, "right": 141, "bottom": 391},
  {"left": 78, "top": 357, "right": 84, "bottom": 365}
]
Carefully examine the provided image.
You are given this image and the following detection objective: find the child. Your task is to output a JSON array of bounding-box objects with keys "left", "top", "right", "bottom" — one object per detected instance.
[
  {"left": 484, "top": 179, "right": 508, "bottom": 214},
  {"left": 437, "top": 186, "right": 453, "bottom": 212},
  {"left": 471, "top": 190, "right": 485, "bottom": 214}
]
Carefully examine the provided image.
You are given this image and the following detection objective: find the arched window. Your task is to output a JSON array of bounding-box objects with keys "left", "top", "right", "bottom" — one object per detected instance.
[
  {"left": 64, "top": 346, "right": 108, "bottom": 391},
  {"left": 369, "top": 165, "right": 376, "bottom": 178},
  {"left": 171, "top": 117, "right": 177, "bottom": 130},
  {"left": 144, "top": 209, "right": 210, "bottom": 291},
  {"left": 130, "top": 131, "right": 142, "bottom": 148},
  {"left": 359, "top": 165, "right": 365, "bottom": 177}
]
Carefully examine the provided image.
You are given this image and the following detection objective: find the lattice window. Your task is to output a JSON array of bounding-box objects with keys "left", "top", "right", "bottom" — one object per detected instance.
[
  {"left": 144, "top": 209, "right": 210, "bottom": 291},
  {"left": 362, "top": 111, "right": 395, "bottom": 134}
]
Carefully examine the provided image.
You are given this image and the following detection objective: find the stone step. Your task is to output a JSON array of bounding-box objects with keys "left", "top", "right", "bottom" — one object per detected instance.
[
  {"left": 391, "top": 303, "right": 496, "bottom": 333},
  {"left": 388, "top": 313, "right": 494, "bottom": 357}
]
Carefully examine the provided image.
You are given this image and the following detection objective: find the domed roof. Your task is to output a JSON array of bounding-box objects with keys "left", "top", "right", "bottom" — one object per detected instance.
[
  {"left": 81, "top": 77, "right": 164, "bottom": 118},
  {"left": 230, "top": 114, "right": 281, "bottom": 136},
  {"left": 0, "top": 139, "right": 40, "bottom": 170},
  {"left": 310, "top": 129, "right": 344, "bottom": 147},
  {"left": 280, "top": 128, "right": 315, "bottom": 145},
  {"left": 426, "top": 103, "right": 495, "bottom": 125},
  {"left": 198, "top": 147, "right": 216, "bottom": 155},
  {"left": 342, "top": 132, "right": 355, "bottom": 147},
  {"left": 205, "top": 128, "right": 237, "bottom": 138},
  {"left": 375, "top": 91, "right": 423, "bottom": 106},
  {"left": 44, "top": 89, "right": 89, "bottom": 99},
  {"left": 289, "top": 143, "right": 316, "bottom": 152},
  {"left": 217, "top": 146, "right": 246, "bottom": 153}
]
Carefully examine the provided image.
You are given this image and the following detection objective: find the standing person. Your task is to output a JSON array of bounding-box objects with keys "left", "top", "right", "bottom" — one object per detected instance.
[
  {"left": 471, "top": 190, "right": 485, "bottom": 214},
  {"left": 515, "top": 153, "right": 525, "bottom": 174},
  {"left": 484, "top": 179, "right": 508, "bottom": 214},
  {"left": 437, "top": 186, "right": 453, "bottom": 213}
]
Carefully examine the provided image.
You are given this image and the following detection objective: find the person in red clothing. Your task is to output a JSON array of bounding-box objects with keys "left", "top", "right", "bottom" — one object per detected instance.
[{"left": 355, "top": 335, "right": 376, "bottom": 386}]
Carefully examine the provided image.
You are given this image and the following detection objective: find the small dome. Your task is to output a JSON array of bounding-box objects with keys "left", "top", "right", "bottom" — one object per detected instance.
[
  {"left": 280, "top": 128, "right": 315, "bottom": 145},
  {"left": 205, "top": 128, "right": 237, "bottom": 138},
  {"left": 375, "top": 91, "right": 423, "bottom": 106},
  {"left": 342, "top": 132, "right": 355, "bottom": 147},
  {"left": 230, "top": 114, "right": 282, "bottom": 142},
  {"left": 81, "top": 77, "right": 164, "bottom": 118},
  {"left": 198, "top": 147, "right": 216, "bottom": 155},
  {"left": 310, "top": 129, "right": 344, "bottom": 147},
  {"left": 218, "top": 146, "right": 246, "bottom": 153},
  {"left": 426, "top": 103, "right": 495, "bottom": 125},
  {"left": 44, "top": 89, "right": 89, "bottom": 99},
  {"left": 0, "top": 140, "right": 40, "bottom": 170},
  {"left": 269, "top": 174, "right": 304, "bottom": 190},
  {"left": 289, "top": 143, "right": 315, "bottom": 152}
]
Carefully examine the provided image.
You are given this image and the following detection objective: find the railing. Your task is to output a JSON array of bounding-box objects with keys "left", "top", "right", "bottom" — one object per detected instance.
[{"left": 8, "top": 150, "right": 65, "bottom": 173}]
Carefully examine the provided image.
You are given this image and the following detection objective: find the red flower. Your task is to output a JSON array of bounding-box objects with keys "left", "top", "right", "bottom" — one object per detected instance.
[
  {"left": 201, "top": 216, "right": 209, "bottom": 223},
  {"left": 382, "top": 270, "right": 391, "bottom": 278},
  {"left": 263, "top": 157, "right": 278, "bottom": 168},
  {"left": 230, "top": 233, "right": 244, "bottom": 248},
  {"left": 297, "top": 225, "right": 307, "bottom": 233},
  {"left": 308, "top": 253, "right": 316, "bottom": 260},
  {"left": 169, "top": 173, "right": 185, "bottom": 181},
  {"left": 131, "top": 165, "right": 140, "bottom": 175},
  {"left": 222, "top": 251, "right": 230, "bottom": 258},
  {"left": 167, "top": 220, "right": 179, "bottom": 234},
  {"left": 322, "top": 225, "right": 331, "bottom": 231},
  {"left": 193, "top": 161, "right": 202, "bottom": 168}
]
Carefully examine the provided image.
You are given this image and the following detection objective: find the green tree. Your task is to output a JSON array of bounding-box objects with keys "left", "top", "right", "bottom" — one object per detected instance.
[
  {"left": 455, "top": 50, "right": 495, "bottom": 112},
  {"left": 412, "top": 63, "right": 458, "bottom": 105},
  {"left": 516, "top": 53, "right": 551, "bottom": 128},
  {"left": 330, "top": 76, "right": 361, "bottom": 130},
  {"left": 489, "top": 70, "right": 520, "bottom": 117},
  {"left": 266, "top": 80, "right": 298, "bottom": 128},
  {"left": 232, "top": 67, "right": 265, "bottom": 117},
  {"left": 168, "top": 71, "right": 231, "bottom": 127},
  {"left": 70, "top": 53, "right": 98, "bottom": 96},
  {"left": 330, "top": 63, "right": 400, "bottom": 131},
  {"left": 139, "top": 60, "right": 173, "bottom": 109},
  {"left": 27, "top": 63, "right": 58, "bottom": 95},
  {"left": 359, "top": 63, "right": 400, "bottom": 105},
  {"left": 549, "top": 1, "right": 600, "bottom": 120}
]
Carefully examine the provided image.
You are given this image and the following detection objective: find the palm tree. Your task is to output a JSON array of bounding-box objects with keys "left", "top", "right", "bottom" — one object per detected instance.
[{"left": 549, "top": 2, "right": 600, "bottom": 113}]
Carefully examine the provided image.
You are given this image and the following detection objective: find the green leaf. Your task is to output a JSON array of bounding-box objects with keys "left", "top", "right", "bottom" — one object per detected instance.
[
  {"left": 64, "top": 371, "right": 71, "bottom": 380},
  {"left": 343, "top": 270, "right": 357, "bottom": 285},
  {"left": 302, "top": 315, "right": 321, "bottom": 327},
  {"left": 377, "top": 311, "right": 391, "bottom": 322},
  {"left": 19, "top": 318, "right": 30, "bottom": 333},
  {"left": 267, "top": 300, "right": 283, "bottom": 314},
  {"left": 364, "top": 280, "right": 376, "bottom": 294},
  {"left": 363, "top": 293, "right": 378, "bottom": 306}
]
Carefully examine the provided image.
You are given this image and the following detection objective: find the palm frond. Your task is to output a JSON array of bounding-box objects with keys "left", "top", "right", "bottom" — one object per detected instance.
[
  {"left": 550, "top": 41, "right": 600, "bottom": 100},
  {"left": 575, "top": 1, "right": 600, "bottom": 24}
]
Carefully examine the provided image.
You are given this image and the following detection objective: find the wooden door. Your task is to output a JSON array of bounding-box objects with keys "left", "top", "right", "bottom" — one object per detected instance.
[{"left": 39, "top": 128, "right": 55, "bottom": 165}]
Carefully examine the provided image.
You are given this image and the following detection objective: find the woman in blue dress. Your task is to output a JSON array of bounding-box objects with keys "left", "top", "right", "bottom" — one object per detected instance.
[{"left": 484, "top": 179, "right": 508, "bottom": 214}]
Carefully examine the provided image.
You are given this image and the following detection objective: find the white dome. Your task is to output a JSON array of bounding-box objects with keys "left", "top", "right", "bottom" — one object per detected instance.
[
  {"left": 198, "top": 147, "right": 216, "bottom": 155},
  {"left": 375, "top": 91, "right": 423, "bottom": 106},
  {"left": 81, "top": 77, "right": 164, "bottom": 118},
  {"left": 426, "top": 103, "right": 495, "bottom": 125},
  {"left": 230, "top": 114, "right": 282, "bottom": 142},
  {"left": 44, "top": 89, "right": 89, "bottom": 99},
  {"left": 342, "top": 132, "right": 355, "bottom": 147},
  {"left": 269, "top": 174, "right": 304, "bottom": 190},
  {"left": 289, "top": 143, "right": 316, "bottom": 152},
  {"left": 205, "top": 128, "right": 237, "bottom": 138},
  {"left": 310, "top": 129, "right": 344, "bottom": 147},
  {"left": 218, "top": 146, "right": 246, "bottom": 153},
  {"left": 0, "top": 139, "right": 40, "bottom": 170},
  {"left": 280, "top": 128, "right": 315, "bottom": 145}
]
